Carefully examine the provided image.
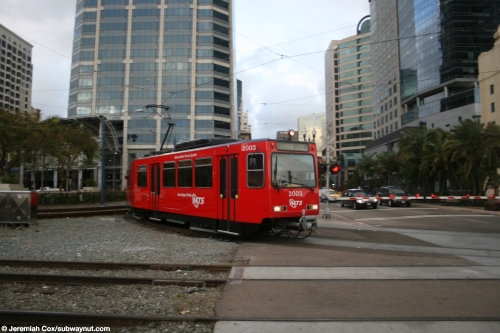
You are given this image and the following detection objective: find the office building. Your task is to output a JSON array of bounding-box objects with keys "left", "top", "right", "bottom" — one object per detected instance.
[
  {"left": 366, "top": 0, "right": 500, "bottom": 155},
  {"left": 69, "top": 0, "right": 233, "bottom": 189},
  {"left": 479, "top": 25, "right": 500, "bottom": 126},
  {"left": 324, "top": 17, "right": 372, "bottom": 181},
  {"left": 0, "top": 24, "right": 34, "bottom": 114}
]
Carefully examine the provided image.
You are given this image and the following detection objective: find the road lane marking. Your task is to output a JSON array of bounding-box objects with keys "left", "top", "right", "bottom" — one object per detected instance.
[
  {"left": 465, "top": 219, "right": 489, "bottom": 224},
  {"left": 357, "top": 215, "right": 497, "bottom": 221}
]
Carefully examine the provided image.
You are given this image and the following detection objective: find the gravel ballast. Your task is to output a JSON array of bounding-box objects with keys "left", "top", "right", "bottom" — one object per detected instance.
[{"left": 0, "top": 215, "right": 240, "bottom": 332}]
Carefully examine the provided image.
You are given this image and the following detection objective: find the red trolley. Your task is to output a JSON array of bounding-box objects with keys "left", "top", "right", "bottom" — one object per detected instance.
[{"left": 126, "top": 138, "right": 319, "bottom": 238}]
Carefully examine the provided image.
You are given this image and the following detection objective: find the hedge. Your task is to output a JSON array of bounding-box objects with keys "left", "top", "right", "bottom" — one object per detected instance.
[
  {"left": 485, "top": 200, "right": 500, "bottom": 211},
  {"left": 37, "top": 190, "right": 126, "bottom": 206}
]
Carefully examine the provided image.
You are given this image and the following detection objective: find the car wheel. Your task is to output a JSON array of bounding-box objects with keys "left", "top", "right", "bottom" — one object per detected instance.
[
  {"left": 406, "top": 202, "right": 412, "bottom": 207},
  {"left": 388, "top": 200, "right": 393, "bottom": 207},
  {"left": 372, "top": 203, "right": 378, "bottom": 209},
  {"left": 353, "top": 202, "right": 358, "bottom": 210}
]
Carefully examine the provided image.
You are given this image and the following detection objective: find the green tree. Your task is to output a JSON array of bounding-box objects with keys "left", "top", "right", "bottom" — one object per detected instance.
[
  {"left": 43, "top": 117, "right": 100, "bottom": 191},
  {"left": 0, "top": 108, "right": 39, "bottom": 180},
  {"left": 421, "top": 128, "right": 451, "bottom": 195},
  {"left": 442, "top": 119, "right": 500, "bottom": 195},
  {"left": 355, "top": 154, "right": 379, "bottom": 187},
  {"left": 397, "top": 127, "right": 429, "bottom": 194},
  {"left": 375, "top": 150, "right": 398, "bottom": 185}
]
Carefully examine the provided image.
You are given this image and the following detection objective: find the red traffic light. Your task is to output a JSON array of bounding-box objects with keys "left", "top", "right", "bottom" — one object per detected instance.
[{"left": 330, "top": 164, "right": 341, "bottom": 174}]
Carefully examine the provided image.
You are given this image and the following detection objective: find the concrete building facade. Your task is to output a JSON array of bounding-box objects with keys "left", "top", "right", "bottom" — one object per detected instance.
[
  {"left": 0, "top": 24, "right": 34, "bottom": 114},
  {"left": 479, "top": 25, "right": 500, "bottom": 126},
  {"left": 324, "top": 17, "right": 372, "bottom": 185}
]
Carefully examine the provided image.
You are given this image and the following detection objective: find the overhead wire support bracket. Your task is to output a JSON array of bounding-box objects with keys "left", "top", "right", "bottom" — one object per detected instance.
[{"left": 137, "top": 104, "right": 176, "bottom": 153}]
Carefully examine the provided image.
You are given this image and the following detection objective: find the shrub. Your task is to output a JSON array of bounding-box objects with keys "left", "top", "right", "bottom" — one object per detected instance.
[
  {"left": 38, "top": 190, "right": 126, "bottom": 206},
  {"left": 1, "top": 174, "right": 19, "bottom": 184},
  {"left": 485, "top": 200, "right": 500, "bottom": 211},
  {"left": 85, "top": 179, "right": 98, "bottom": 187}
]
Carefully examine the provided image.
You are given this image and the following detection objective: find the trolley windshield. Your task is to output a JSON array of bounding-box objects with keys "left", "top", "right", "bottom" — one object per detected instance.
[{"left": 271, "top": 153, "right": 316, "bottom": 189}]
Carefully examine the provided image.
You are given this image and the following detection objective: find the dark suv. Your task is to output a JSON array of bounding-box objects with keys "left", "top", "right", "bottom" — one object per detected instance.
[{"left": 377, "top": 186, "right": 411, "bottom": 207}]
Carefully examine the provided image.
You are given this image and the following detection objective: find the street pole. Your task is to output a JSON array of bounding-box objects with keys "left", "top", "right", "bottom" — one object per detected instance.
[{"left": 100, "top": 116, "right": 106, "bottom": 207}]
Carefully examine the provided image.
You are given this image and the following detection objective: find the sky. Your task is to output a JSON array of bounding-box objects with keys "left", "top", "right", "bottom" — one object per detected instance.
[{"left": 0, "top": 0, "right": 370, "bottom": 139}]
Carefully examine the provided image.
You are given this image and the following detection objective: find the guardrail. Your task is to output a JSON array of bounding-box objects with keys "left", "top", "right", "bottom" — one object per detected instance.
[{"left": 345, "top": 194, "right": 497, "bottom": 201}]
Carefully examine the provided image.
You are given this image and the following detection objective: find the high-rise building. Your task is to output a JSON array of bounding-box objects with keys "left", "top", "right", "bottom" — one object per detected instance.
[
  {"left": 479, "top": 25, "right": 500, "bottom": 126},
  {"left": 69, "top": 0, "right": 233, "bottom": 189},
  {"left": 324, "top": 17, "right": 372, "bottom": 182},
  {"left": 0, "top": 24, "right": 34, "bottom": 114},
  {"left": 366, "top": 0, "right": 500, "bottom": 155}
]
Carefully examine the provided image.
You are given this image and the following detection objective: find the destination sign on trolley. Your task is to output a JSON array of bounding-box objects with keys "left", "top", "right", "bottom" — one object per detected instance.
[{"left": 276, "top": 142, "right": 309, "bottom": 152}]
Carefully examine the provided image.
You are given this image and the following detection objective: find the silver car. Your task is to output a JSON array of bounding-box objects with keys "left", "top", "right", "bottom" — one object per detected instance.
[{"left": 340, "top": 189, "right": 379, "bottom": 210}]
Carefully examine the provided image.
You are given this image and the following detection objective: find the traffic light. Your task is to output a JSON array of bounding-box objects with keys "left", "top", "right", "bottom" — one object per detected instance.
[
  {"left": 330, "top": 164, "right": 341, "bottom": 174},
  {"left": 318, "top": 164, "right": 327, "bottom": 174}
]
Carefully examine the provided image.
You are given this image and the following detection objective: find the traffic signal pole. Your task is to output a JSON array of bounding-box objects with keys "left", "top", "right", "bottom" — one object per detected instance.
[{"left": 323, "top": 139, "right": 331, "bottom": 218}]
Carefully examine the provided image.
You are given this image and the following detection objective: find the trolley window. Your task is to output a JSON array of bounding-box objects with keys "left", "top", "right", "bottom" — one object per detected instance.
[
  {"left": 163, "top": 162, "right": 175, "bottom": 188},
  {"left": 195, "top": 157, "right": 212, "bottom": 188},
  {"left": 271, "top": 154, "right": 316, "bottom": 189},
  {"left": 137, "top": 165, "right": 147, "bottom": 187},
  {"left": 178, "top": 160, "right": 192, "bottom": 187},
  {"left": 247, "top": 153, "right": 264, "bottom": 188}
]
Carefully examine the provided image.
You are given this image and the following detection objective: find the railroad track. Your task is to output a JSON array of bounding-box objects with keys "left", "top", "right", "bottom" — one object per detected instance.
[
  {"left": 37, "top": 205, "right": 129, "bottom": 219},
  {"left": 0, "top": 259, "right": 232, "bottom": 327}
]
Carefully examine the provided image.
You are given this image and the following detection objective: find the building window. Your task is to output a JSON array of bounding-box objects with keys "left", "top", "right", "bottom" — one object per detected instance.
[
  {"left": 492, "top": 102, "right": 495, "bottom": 113},
  {"left": 490, "top": 84, "right": 494, "bottom": 95}
]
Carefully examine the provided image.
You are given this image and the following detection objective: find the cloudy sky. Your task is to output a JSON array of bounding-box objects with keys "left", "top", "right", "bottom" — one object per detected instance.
[{"left": 0, "top": 0, "right": 370, "bottom": 139}]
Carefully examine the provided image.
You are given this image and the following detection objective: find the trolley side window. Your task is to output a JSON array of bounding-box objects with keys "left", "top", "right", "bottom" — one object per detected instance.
[
  {"left": 163, "top": 162, "right": 175, "bottom": 188},
  {"left": 178, "top": 160, "right": 192, "bottom": 188},
  {"left": 137, "top": 165, "right": 147, "bottom": 188},
  {"left": 195, "top": 157, "right": 212, "bottom": 188},
  {"left": 247, "top": 153, "right": 264, "bottom": 188}
]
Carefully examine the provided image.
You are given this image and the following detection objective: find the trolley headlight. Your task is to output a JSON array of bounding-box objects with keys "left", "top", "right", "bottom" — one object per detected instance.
[
  {"left": 273, "top": 206, "right": 287, "bottom": 212},
  {"left": 373, "top": 198, "right": 378, "bottom": 202},
  {"left": 357, "top": 199, "right": 364, "bottom": 203},
  {"left": 306, "top": 204, "right": 318, "bottom": 210}
]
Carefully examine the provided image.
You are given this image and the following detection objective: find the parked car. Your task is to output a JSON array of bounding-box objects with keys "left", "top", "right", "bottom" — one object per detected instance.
[
  {"left": 377, "top": 186, "right": 411, "bottom": 207},
  {"left": 340, "top": 189, "right": 378, "bottom": 210},
  {"left": 320, "top": 189, "right": 341, "bottom": 202}
]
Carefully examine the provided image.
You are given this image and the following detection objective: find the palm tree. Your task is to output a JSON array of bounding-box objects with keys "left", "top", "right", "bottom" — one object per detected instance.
[
  {"left": 442, "top": 119, "right": 500, "bottom": 195},
  {"left": 356, "top": 154, "right": 378, "bottom": 187},
  {"left": 421, "top": 128, "right": 451, "bottom": 194},
  {"left": 375, "top": 150, "right": 399, "bottom": 185},
  {"left": 397, "top": 126, "right": 429, "bottom": 194}
]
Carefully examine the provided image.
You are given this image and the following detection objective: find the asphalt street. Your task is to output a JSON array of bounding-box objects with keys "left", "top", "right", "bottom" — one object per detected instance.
[{"left": 214, "top": 202, "right": 500, "bottom": 333}]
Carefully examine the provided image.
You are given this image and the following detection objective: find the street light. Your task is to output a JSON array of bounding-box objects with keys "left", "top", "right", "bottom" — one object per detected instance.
[
  {"left": 136, "top": 104, "right": 175, "bottom": 152},
  {"left": 302, "top": 127, "right": 317, "bottom": 142}
]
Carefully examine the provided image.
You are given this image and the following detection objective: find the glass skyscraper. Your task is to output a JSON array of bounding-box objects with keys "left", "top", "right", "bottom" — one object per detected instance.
[
  {"left": 398, "top": 0, "right": 500, "bottom": 125},
  {"left": 324, "top": 17, "right": 372, "bottom": 183},
  {"left": 367, "top": 0, "right": 500, "bottom": 156},
  {"left": 69, "top": 0, "right": 233, "bottom": 189}
]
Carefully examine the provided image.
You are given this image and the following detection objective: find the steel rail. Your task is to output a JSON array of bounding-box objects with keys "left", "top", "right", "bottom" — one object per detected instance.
[
  {"left": 0, "top": 310, "right": 498, "bottom": 327},
  {"left": 37, "top": 207, "right": 128, "bottom": 219},
  {"left": 0, "top": 260, "right": 233, "bottom": 273},
  {"left": 0, "top": 273, "right": 227, "bottom": 287}
]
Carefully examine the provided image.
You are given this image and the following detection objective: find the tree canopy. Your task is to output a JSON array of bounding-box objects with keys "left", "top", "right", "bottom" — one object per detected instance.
[
  {"left": 355, "top": 120, "right": 500, "bottom": 196},
  {"left": 0, "top": 109, "right": 100, "bottom": 189}
]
